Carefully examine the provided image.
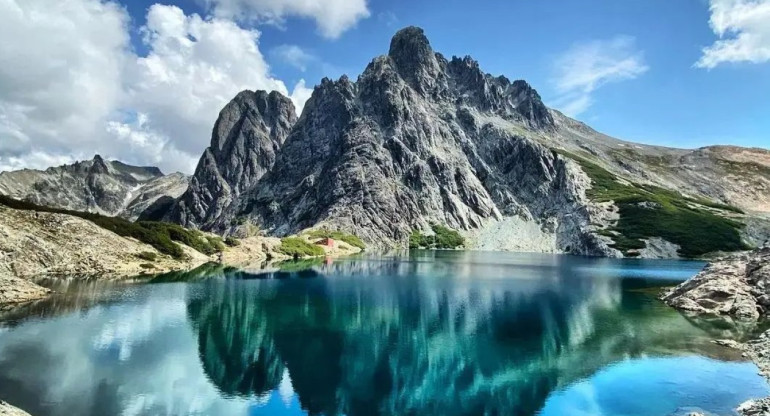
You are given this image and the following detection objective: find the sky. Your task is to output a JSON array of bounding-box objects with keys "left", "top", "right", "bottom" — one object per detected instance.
[{"left": 0, "top": 0, "right": 769, "bottom": 174}]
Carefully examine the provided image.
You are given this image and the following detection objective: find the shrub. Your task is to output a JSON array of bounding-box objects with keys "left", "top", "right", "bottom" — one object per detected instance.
[
  {"left": 136, "top": 251, "right": 158, "bottom": 262},
  {"left": 224, "top": 237, "right": 241, "bottom": 247},
  {"left": 409, "top": 224, "right": 465, "bottom": 249},
  {"left": 278, "top": 237, "right": 325, "bottom": 258},
  {"left": 432, "top": 224, "right": 465, "bottom": 249},
  {"left": 206, "top": 236, "right": 226, "bottom": 252},
  {"left": 140, "top": 263, "right": 155, "bottom": 269}
]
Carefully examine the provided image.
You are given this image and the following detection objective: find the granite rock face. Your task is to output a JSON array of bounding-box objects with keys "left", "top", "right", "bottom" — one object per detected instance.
[
  {"left": 661, "top": 245, "right": 770, "bottom": 320},
  {"left": 211, "top": 27, "right": 615, "bottom": 254},
  {"left": 0, "top": 155, "right": 189, "bottom": 220},
  {"left": 166, "top": 90, "right": 297, "bottom": 229}
]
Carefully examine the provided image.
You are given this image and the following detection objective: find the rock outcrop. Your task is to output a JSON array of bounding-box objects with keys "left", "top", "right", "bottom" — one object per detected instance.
[
  {"left": 660, "top": 245, "right": 770, "bottom": 414},
  {"left": 0, "top": 276, "right": 50, "bottom": 305},
  {"left": 0, "top": 155, "right": 189, "bottom": 220},
  {"left": 166, "top": 90, "right": 297, "bottom": 229},
  {"left": 661, "top": 245, "right": 770, "bottom": 320}
]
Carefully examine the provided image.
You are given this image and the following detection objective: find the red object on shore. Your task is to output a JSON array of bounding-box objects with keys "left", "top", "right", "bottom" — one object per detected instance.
[{"left": 320, "top": 237, "right": 335, "bottom": 247}]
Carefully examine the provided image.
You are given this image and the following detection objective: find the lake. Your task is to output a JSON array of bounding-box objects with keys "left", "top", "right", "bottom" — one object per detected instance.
[{"left": 0, "top": 251, "right": 767, "bottom": 416}]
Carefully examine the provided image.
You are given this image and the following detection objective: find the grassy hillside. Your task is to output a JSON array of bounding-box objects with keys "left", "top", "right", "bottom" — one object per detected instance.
[
  {"left": 555, "top": 150, "right": 749, "bottom": 258},
  {"left": 0, "top": 195, "right": 222, "bottom": 259}
]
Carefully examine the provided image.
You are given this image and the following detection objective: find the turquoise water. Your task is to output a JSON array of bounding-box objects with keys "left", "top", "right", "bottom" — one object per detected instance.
[{"left": 0, "top": 251, "right": 767, "bottom": 416}]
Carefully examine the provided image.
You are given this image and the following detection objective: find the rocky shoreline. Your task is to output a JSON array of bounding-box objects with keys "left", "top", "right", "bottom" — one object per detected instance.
[
  {"left": 662, "top": 244, "right": 770, "bottom": 415},
  {"left": 0, "top": 203, "right": 362, "bottom": 307},
  {"left": 0, "top": 401, "right": 31, "bottom": 416}
]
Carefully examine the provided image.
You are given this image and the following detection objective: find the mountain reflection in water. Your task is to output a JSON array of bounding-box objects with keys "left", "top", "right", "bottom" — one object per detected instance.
[{"left": 0, "top": 251, "right": 766, "bottom": 416}]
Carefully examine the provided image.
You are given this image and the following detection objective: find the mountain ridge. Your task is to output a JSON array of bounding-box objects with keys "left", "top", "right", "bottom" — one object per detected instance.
[{"left": 0, "top": 155, "right": 190, "bottom": 220}]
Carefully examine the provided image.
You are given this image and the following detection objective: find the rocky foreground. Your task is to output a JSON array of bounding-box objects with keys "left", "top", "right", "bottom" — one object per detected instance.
[
  {"left": 662, "top": 245, "right": 770, "bottom": 415},
  {"left": 0, "top": 202, "right": 362, "bottom": 306}
]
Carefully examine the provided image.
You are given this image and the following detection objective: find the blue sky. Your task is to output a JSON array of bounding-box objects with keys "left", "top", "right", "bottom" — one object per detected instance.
[
  {"left": 127, "top": 0, "right": 770, "bottom": 149},
  {"left": 1, "top": 0, "right": 768, "bottom": 173}
]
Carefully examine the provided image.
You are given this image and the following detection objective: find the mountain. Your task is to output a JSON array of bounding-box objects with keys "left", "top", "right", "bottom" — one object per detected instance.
[
  {"left": 167, "top": 26, "right": 770, "bottom": 257},
  {"left": 166, "top": 90, "right": 297, "bottom": 229},
  {"left": 0, "top": 155, "right": 189, "bottom": 220}
]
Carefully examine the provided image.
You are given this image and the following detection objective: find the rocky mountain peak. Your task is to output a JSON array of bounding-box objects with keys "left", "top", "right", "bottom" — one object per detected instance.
[
  {"left": 89, "top": 154, "right": 112, "bottom": 175},
  {"left": 387, "top": 26, "right": 444, "bottom": 95},
  {"left": 167, "top": 89, "right": 298, "bottom": 229},
  {"left": 388, "top": 26, "right": 434, "bottom": 61}
]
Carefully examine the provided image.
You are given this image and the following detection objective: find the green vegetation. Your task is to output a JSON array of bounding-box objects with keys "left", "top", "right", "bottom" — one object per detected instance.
[
  {"left": 140, "top": 222, "right": 224, "bottom": 256},
  {"left": 224, "top": 237, "right": 241, "bottom": 247},
  {"left": 278, "top": 237, "right": 325, "bottom": 258},
  {"left": 277, "top": 258, "right": 324, "bottom": 272},
  {"left": 0, "top": 194, "right": 224, "bottom": 259},
  {"left": 554, "top": 149, "right": 749, "bottom": 258},
  {"left": 136, "top": 251, "right": 159, "bottom": 262},
  {"left": 139, "top": 263, "right": 155, "bottom": 270},
  {"left": 305, "top": 229, "right": 366, "bottom": 250},
  {"left": 409, "top": 224, "right": 465, "bottom": 249}
]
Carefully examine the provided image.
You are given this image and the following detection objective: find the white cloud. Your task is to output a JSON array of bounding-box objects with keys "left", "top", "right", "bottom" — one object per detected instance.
[
  {"left": 695, "top": 0, "right": 770, "bottom": 68},
  {"left": 550, "top": 36, "right": 648, "bottom": 116},
  {"left": 271, "top": 44, "right": 315, "bottom": 71},
  {"left": 0, "top": 0, "right": 128, "bottom": 169},
  {"left": 123, "top": 4, "right": 310, "bottom": 162},
  {"left": 0, "top": 0, "right": 315, "bottom": 174},
  {"left": 199, "top": 0, "right": 370, "bottom": 39}
]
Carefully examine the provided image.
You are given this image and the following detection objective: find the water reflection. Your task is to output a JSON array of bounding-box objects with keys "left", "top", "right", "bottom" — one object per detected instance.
[{"left": 0, "top": 252, "right": 765, "bottom": 416}]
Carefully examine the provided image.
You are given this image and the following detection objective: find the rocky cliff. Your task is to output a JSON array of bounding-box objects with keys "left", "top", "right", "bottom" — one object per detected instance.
[
  {"left": 166, "top": 90, "right": 297, "bottom": 230},
  {"left": 160, "top": 26, "right": 768, "bottom": 257},
  {"left": 0, "top": 155, "right": 189, "bottom": 220}
]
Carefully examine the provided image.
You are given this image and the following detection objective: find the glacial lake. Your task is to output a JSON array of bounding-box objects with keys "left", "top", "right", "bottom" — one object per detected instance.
[{"left": 0, "top": 251, "right": 768, "bottom": 416}]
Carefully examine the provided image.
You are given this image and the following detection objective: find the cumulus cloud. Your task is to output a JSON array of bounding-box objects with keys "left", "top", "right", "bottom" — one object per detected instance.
[
  {"left": 695, "top": 0, "right": 770, "bottom": 68},
  {"left": 550, "top": 36, "right": 648, "bottom": 116},
  {"left": 123, "top": 4, "right": 312, "bottom": 168},
  {"left": 0, "top": 0, "right": 128, "bottom": 171},
  {"left": 0, "top": 0, "right": 315, "bottom": 174},
  {"left": 199, "top": 0, "right": 370, "bottom": 39}
]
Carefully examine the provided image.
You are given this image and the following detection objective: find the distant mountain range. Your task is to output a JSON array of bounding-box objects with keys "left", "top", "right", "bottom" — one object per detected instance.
[
  {"left": 2, "top": 27, "right": 768, "bottom": 258},
  {"left": 0, "top": 155, "right": 188, "bottom": 220}
]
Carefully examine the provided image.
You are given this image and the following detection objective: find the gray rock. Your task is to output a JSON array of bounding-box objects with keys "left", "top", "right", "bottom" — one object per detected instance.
[
  {"left": 0, "top": 155, "right": 189, "bottom": 220},
  {"left": 166, "top": 90, "right": 297, "bottom": 229},
  {"left": 661, "top": 244, "right": 770, "bottom": 320}
]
